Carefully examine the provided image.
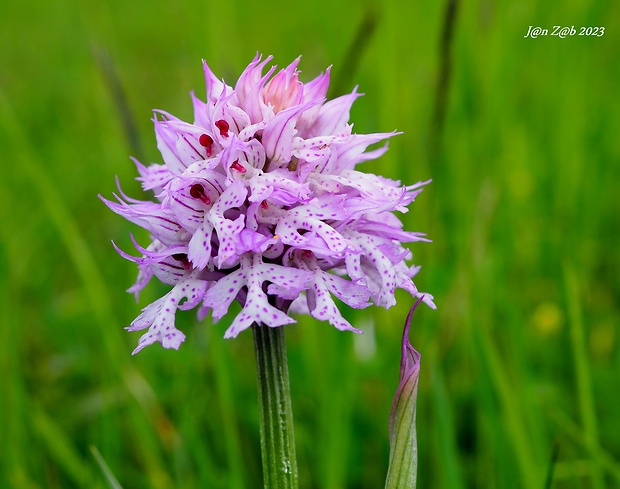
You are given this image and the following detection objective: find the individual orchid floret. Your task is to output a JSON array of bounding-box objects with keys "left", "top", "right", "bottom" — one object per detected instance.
[{"left": 101, "top": 53, "right": 435, "bottom": 354}]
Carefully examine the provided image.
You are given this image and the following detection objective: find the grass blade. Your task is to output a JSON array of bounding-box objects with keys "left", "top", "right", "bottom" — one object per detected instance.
[
  {"left": 563, "top": 263, "right": 605, "bottom": 488},
  {"left": 90, "top": 445, "right": 124, "bottom": 489}
]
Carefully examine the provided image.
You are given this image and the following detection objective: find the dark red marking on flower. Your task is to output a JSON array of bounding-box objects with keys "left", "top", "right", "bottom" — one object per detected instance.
[
  {"left": 199, "top": 133, "right": 214, "bottom": 156},
  {"left": 215, "top": 119, "right": 230, "bottom": 137},
  {"left": 189, "top": 184, "right": 211, "bottom": 204},
  {"left": 172, "top": 253, "right": 190, "bottom": 269},
  {"left": 260, "top": 200, "right": 269, "bottom": 210},
  {"left": 230, "top": 160, "right": 246, "bottom": 173}
]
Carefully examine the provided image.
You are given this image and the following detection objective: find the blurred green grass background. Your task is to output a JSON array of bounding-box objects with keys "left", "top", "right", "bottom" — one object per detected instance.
[{"left": 1, "top": 0, "right": 619, "bottom": 487}]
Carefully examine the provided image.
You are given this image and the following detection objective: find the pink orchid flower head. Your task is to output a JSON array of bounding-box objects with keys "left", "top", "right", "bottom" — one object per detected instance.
[{"left": 101, "top": 54, "right": 435, "bottom": 354}]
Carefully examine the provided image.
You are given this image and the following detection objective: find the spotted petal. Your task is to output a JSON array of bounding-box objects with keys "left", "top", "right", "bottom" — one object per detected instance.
[
  {"left": 127, "top": 274, "right": 208, "bottom": 354},
  {"left": 201, "top": 254, "right": 313, "bottom": 338}
]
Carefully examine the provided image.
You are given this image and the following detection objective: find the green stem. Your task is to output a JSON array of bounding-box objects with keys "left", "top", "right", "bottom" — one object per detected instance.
[{"left": 253, "top": 323, "right": 298, "bottom": 489}]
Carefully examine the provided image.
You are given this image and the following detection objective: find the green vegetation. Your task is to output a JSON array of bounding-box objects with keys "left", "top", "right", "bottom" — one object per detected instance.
[{"left": 1, "top": 0, "right": 618, "bottom": 487}]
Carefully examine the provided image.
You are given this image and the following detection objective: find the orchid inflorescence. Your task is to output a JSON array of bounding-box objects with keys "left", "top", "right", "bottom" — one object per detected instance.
[{"left": 102, "top": 54, "right": 435, "bottom": 354}]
